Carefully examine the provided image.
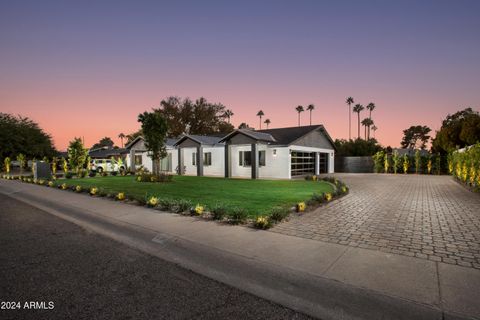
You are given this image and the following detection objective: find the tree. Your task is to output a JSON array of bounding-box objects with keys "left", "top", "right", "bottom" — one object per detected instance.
[
  {"left": 334, "top": 139, "right": 382, "bottom": 157},
  {"left": 0, "top": 113, "right": 56, "bottom": 162},
  {"left": 125, "top": 130, "right": 143, "bottom": 145},
  {"left": 361, "top": 118, "right": 374, "bottom": 140},
  {"left": 155, "top": 96, "right": 233, "bottom": 137},
  {"left": 138, "top": 111, "right": 168, "bottom": 176},
  {"left": 16, "top": 153, "right": 26, "bottom": 175},
  {"left": 295, "top": 105, "right": 304, "bottom": 126},
  {"left": 432, "top": 108, "right": 480, "bottom": 154},
  {"left": 92, "top": 137, "right": 114, "bottom": 149},
  {"left": 352, "top": 104, "right": 364, "bottom": 139},
  {"left": 371, "top": 125, "right": 378, "bottom": 139},
  {"left": 67, "top": 138, "right": 88, "bottom": 175},
  {"left": 264, "top": 119, "right": 271, "bottom": 129},
  {"left": 366, "top": 102, "right": 376, "bottom": 138},
  {"left": 400, "top": 125, "right": 431, "bottom": 149},
  {"left": 306, "top": 104, "right": 315, "bottom": 125},
  {"left": 118, "top": 133, "right": 126, "bottom": 148},
  {"left": 238, "top": 123, "right": 252, "bottom": 130},
  {"left": 346, "top": 97, "right": 354, "bottom": 140},
  {"left": 256, "top": 110, "right": 264, "bottom": 129},
  {"left": 224, "top": 109, "right": 234, "bottom": 124}
]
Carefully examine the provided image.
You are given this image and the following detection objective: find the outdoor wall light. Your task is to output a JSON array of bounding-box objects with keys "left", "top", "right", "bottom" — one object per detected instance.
[{"left": 273, "top": 149, "right": 277, "bottom": 156}]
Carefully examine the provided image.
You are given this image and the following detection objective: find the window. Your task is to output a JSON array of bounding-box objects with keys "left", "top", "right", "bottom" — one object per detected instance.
[
  {"left": 192, "top": 153, "right": 196, "bottom": 166},
  {"left": 290, "top": 151, "right": 315, "bottom": 176},
  {"left": 239, "top": 151, "right": 251, "bottom": 166},
  {"left": 134, "top": 155, "right": 142, "bottom": 165},
  {"left": 259, "top": 151, "right": 266, "bottom": 166},
  {"left": 204, "top": 152, "right": 212, "bottom": 166},
  {"left": 239, "top": 151, "right": 265, "bottom": 166}
]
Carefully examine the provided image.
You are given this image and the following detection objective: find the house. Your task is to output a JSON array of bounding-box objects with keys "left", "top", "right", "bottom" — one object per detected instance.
[
  {"left": 124, "top": 125, "right": 336, "bottom": 179},
  {"left": 124, "top": 137, "right": 178, "bottom": 173}
]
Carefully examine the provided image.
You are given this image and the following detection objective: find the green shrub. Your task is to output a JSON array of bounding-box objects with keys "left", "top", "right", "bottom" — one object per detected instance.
[
  {"left": 211, "top": 203, "right": 229, "bottom": 220},
  {"left": 268, "top": 207, "right": 290, "bottom": 223},
  {"left": 171, "top": 199, "right": 192, "bottom": 213},
  {"left": 136, "top": 172, "right": 173, "bottom": 183},
  {"left": 65, "top": 172, "right": 73, "bottom": 179},
  {"left": 228, "top": 208, "right": 248, "bottom": 224},
  {"left": 253, "top": 216, "right": 271, "bottom": 229},
  {"left": 372, "top": 151, "right": 385, "bottom": 173}
]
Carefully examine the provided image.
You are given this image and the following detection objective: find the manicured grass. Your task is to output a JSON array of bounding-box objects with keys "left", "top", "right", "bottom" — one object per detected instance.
[{"left": 61, "top": 175, "right": 333, "bottom": 216}]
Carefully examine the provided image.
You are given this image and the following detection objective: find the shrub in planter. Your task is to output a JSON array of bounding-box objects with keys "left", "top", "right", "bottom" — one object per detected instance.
[
  {"left": 89, "top": 187, "right": 98, "bottom": 195},
  {"left": 211, "top": 204, "right": 228, "bottom": 220},
  {"left": 116, "top": 192, "right": 126, "bottom": 201},
  {"left": 60, "top": 183, "right": 68, "bottom": 190},
  {"left": 191, "top": 204, "right": 204, "bottom": 216},
  {"left": 296, "top": 202, "right": 306, "bottom": 212},
  {"left": 173, "top": 199, "right": 192, "bottom": 213},
  {"left": 268, "top": 207, "right": 290, "bottom": 223},
  {"left": 147, "top": 196, "right": 159, "bottom": 207},
  {"left": 75, "top": 185, "right": 82, "bottom": 193},
  {"left": 254, "top": 216, "right": 270, "bottom": 229},
  {"left": 324, "top": 192, "right": 333, "bottom": 202},
  {"left": 228, "top": 208, "right": 248, "bottom": 224}
]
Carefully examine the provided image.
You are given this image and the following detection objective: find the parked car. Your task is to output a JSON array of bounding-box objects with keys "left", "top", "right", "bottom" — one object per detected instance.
[{"left": 90, "top": 159, "right": 125, "bottom": 173}]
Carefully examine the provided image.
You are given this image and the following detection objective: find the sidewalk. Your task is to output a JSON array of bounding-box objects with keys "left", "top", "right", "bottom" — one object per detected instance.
[{"left": 1, "top": 179, "right": 479, "bottom": 320}]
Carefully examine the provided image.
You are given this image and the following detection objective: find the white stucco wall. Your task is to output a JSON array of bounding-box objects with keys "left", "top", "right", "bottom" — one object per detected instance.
[
  {"left": 179, "top": 146, "right": 224, "bottom": 176},
  {"left": 125, "top": 147, "right": 177, "bottom": 174},
  {"left": 229, "top": 145, "right": 291, "bottom": 179}
]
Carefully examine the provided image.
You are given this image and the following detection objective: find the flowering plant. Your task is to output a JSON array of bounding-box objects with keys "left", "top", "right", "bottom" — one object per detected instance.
[
  {"left": 48, "top": 181, "right": 54, "bottom": 187},
  {"left": 116, "top": 192, "right": 126, "bottom": 201},
  {"left": 324, "top": 193, "right": 333, "bottom": 201},
  {"left": 60, "top": 183, "right": 67, "bottom": 190},
  {"left": 90, "top": 187, "right": 98, "bottom": 195},
  {"left": 296, "top": 202, "right": 306, "bottom": 212},
  {"left": 254, "top": 216, "right": 269, "bottom": 229},
  {"left": 148, "top": 196, "right": 159, "bottom": 207},
  {"left": 75, "top": 185, "right": 82, "bottom": 192},
  {"left": 194, "top": 204, "right": 204, "bottom": 215}
]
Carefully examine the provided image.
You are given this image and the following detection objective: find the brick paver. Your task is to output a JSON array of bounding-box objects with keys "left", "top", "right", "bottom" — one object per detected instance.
[{"left": 271, "top": 174, "right": 480, "bottom": 269}]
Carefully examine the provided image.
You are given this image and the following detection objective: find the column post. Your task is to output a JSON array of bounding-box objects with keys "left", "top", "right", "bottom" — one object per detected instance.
[
  {"left": 224, "top": 143, "right": 230, "bottom": 178},
  {"left": 251, "top": 143, "right": 259, "bottom": 179},
  {"left": 177, "top": 148, "right": 183, "bottom": 175},
  {"left": 196, "top": 145, "right": 204, "bottom": 176},
  {"left": 129, "top": 149, "right": 135, "bottom": 173},
  {"left": 315, "top": 152, "right": 320, "bottom": 175}
]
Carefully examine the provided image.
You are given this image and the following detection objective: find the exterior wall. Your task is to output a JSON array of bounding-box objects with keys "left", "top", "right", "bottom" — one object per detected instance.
[
  {"left": 334, "top": 156, "right": 373, "bottom": 173},
  {"left": 290, "top": 129, "right": 335, "bottom": 150},
  {"left": 289, "top": 145, "right": 335, "bottom": 174},
  {"left": 125, "top": 147, "right": 177, "bottom": 174},
  {"left": 180, "top": 146, "right": 224, "bottom": 176},
  {"left": 230, "top": 145, "right": 290, "bottom": 179}
]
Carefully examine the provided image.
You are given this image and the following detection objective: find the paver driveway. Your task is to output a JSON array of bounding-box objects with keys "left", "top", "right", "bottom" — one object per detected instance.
[{"left": 271, "top": 174, "right": 480, "bottom": 269}]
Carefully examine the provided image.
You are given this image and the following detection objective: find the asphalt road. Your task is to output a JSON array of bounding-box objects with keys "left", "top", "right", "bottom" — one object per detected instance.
[{"left": 0, "top": 194, "right": 312, "bottom": 320}]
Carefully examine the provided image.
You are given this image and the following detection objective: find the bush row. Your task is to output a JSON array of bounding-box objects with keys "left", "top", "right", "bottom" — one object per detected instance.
[
  {"left": 1, "top": 174, "right": 349, "bottom": 229},
  {"left": 449, "top": 143, "right": 480, "bottom": 191}
]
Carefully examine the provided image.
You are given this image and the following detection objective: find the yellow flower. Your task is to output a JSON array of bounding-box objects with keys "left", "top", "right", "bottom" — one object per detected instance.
[
  {"left": 117, "top": 192, "right": 126, "bottom": 201},
  {"left": 469, "top": 166, "right": 476, "bottom": 185},
  {"left": 312, "top": 175, "right": 317, "bottom": 181},
  {"left": 75, "top": 185, "right": 82, "bottom": 192},
  {"left": 324, "top": 193, "right": 333, "bottom": 201},
  {"left": 90, "top": 187, "right": 98, "bottom": 195},
  {"left": 427, "top": 160, "right": 432, "bottom": 174},
  {"left": 48, "top": 181, "right": 54, "bottom": 187},
  {"left": 61, "top": 183, "right": 67, "bottom": 190},
  {"left": 137, "top": 176, "right": 142, "bottom": 182},
  {"left": 255, "top": 216, "right": 269, "bottom": 229},
  {"left": 296, "top": 202, "right": 306, "bottom": 212},
  {"left": 194, "top": 204, "right": 204, "bottom": 215},
  {"left": 150, "top": 176, "right": 157, "bottom": 182},
  {"left": 341, "top": 186, "right": 347, "bottom": 193},
  {"left": 148, "top": 196, "right": 159, "bottom": 207}
]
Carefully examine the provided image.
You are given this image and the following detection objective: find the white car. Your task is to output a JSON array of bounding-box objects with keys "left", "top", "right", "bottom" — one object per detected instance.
[{"left": 90, "top": 159, "right": 125, "bottom": 173}]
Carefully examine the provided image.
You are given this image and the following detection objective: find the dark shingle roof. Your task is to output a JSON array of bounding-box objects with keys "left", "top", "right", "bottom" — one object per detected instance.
[
  {"left": 174, "top": 134, "right": 224, "bottom": 146},
  {"left": 88, "top": 147, "right": 126, "bottom": 158},
  {"left": 255, "top": 125, "right": 323, "bottom": 145},
  {"left": 125, "top": 136, "right": 177, "bottom": 149},
  {"left": 218, "top": 129, "right": 276, "bottom": 143}
]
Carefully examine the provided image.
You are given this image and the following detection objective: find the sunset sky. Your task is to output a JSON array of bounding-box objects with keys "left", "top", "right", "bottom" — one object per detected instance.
[{"left": 1, "top": 0, "right": 479, "bottom": 150}]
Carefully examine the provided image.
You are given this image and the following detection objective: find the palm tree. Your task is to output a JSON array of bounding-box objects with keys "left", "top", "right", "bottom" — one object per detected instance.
[
  {"left": 361, "top": 118, "right": 374, "bottom": 140},
  {"left": 264, "top": 119, "right": 271, "bottom": 129},
  {"left": 352, "top": 104, "right": 364, "bottom": 139},
  {"left": 366, "top": 118, "right": 374, "bottom": 139},
  {"left": 256, "top": 110, "right": 264, "bottom": 129},
  {"left": 346, "top": 97, "right": 354, "bottom": 140},
  {"left": 366, "top": 102, "right": 376, "bottom": 139},
  {"left": 306, "top": 104, "right": 315, "bottom": 125},
  {"left": 371, "top": 125, "right": 378, "bottom": 139},
  {"left": 361, "top": 118, "right": 369, "bottom": 140},
  {"left": 224, "top": 109, "right": 234, "bottom": 123},
  {"left": 118, "top": 133, "right": 126, "bottom": 148},
  {"left": 295, "top": 105, "right": 304, "bottom": 126}
]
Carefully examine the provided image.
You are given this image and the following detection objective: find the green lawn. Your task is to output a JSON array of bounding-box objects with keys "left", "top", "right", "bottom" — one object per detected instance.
[{"left": 61, "top": 176, "right": 333, "bottom": 216}]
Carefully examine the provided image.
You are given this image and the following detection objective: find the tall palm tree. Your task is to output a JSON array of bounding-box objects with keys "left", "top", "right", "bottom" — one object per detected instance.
[
  {"left": 366, "top": 102, "right": 376, "bottom": 139},
  {"left": 264, "top": 119, "right": 271, "bottom": 129},
  {"left": 224, "top": 109, "right": 234, "bottom": 123},
  {"left": 256, "top": 110, "right": 264, "bottom": 129},
  {"left": 306, "top": 104, "right": 315, "bottom": 125},
  {"left": 295, "top": 105, "right": 304, "bottom": 126},
  {"left": 346, "top": 97, "right": 354, "bottom": 140},
  {"left": 366, "top": 118, "right": 374, "bottom": 139},
  {"left": 118, "top": 133, "right": 126, "bottom": 148},
  {"left": 361, "top": 118, "right": 369, "bottom": 140},
  {"left": 361, "top": 118, "right": 374, "bottom": 140},
  {"left": 371, "top": 125, "right": 378, "bottom": 139},
  {"left": 352, "top": 104, "right": 364, "bottom": 139}
]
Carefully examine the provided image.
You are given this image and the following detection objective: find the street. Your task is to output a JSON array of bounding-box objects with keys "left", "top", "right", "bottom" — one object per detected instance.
[{"left": 0, "top": 194, "right": 311, "bottom": 320}]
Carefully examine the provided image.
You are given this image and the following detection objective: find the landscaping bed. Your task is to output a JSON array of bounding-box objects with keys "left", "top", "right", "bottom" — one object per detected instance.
[{"left": 1, "top": 174, "right": 348, "bottom": 229}]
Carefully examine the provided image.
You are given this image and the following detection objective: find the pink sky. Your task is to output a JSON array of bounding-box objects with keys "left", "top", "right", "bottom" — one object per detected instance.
[{"left": 1, "top": 1, "right": 479, "bottom": 150}]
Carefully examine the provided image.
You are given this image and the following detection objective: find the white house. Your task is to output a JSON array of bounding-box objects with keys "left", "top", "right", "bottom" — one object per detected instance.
[
  {"left": 124, "top": 125, "right": 336, "bottom": 179},
  {"left": 124, "top": 137, "right": 178, "bottom": 174}
]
